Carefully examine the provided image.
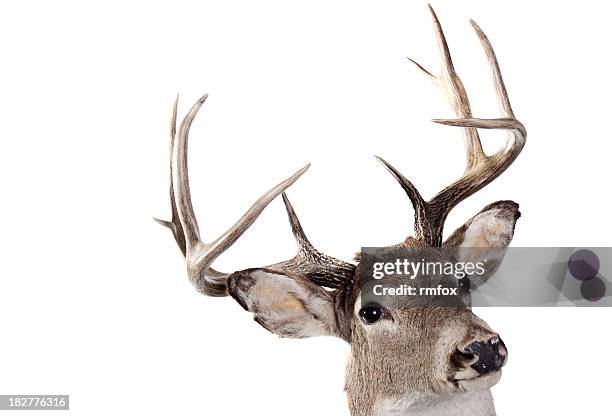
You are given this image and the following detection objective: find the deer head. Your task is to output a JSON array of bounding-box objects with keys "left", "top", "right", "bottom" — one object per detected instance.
[{"left": 156, "top": 6, "right": 525, "bottom": 416}]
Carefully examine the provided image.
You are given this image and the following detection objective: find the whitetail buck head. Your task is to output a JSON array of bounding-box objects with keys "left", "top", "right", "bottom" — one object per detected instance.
[{"left": 156, "top": 6, "right": 525, "bottom": 416}]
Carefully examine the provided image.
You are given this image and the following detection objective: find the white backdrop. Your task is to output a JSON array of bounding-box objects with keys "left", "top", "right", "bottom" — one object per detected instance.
[{"left": 1, "top": 0, "right": 611, "bottom": 414}]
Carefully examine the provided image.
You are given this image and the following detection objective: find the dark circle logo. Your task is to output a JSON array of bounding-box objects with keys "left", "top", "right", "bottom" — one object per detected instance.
[
  {"left": 568, "top": 249, "right": 600, "bottom": 281},
  {"left": 580, "top": 277, "right": 606, "bottom": 302}
]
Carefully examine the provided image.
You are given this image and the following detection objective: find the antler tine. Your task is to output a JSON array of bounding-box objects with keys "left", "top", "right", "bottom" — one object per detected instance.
[
  {"left": 281, "top": 192, "right": 316, "bottom": 255},
  {"left": 470, "top": 19, "right": 514, "bottom": 118},
  {"left": 407, "top": 4, "right": 486, "bottom": 170},
  {"left": 191, "top": 164, "right": 311, "bottom": 270},
  {"left": 175, "top": 94, "right": 207, "bottom": 249},
  {"left": 154, "top": 95, "right": 187, "bottom": 256},
  {"left": 374, "top": 156, "right": 431, "bottom": 240},
  {"left": 268, "top": 193, "right": 356, "bottom": 289},
  {"left": 161, "top": 94, "right": 309, "bottom": 296}
]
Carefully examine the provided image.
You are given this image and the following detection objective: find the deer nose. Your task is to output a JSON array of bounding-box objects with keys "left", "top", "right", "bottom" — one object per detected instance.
[{"left": 463, "top": 336, "right": 507, "bottom": 375}]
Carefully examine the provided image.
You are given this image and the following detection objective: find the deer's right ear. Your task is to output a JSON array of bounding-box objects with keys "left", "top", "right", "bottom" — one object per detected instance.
[{"left": 228, "top": 269, "right": 339, "bottom": 339}]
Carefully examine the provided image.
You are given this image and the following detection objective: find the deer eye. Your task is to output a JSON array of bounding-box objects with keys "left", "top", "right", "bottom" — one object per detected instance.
[{"left": 359, "top": 304, "right": 384, "bottom": 324}]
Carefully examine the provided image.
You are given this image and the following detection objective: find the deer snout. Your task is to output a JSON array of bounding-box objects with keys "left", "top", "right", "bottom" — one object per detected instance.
[{"left": 459, "top": 336, "right": 507, "bottom": 376}]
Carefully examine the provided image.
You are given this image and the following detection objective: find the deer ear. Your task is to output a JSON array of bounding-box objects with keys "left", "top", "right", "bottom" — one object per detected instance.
[
  {"left": 444, "top": 201, "right": 521, "bottom": 287},
  {"left": 228, "top": 269, "right": 338, "bottom": 339}
]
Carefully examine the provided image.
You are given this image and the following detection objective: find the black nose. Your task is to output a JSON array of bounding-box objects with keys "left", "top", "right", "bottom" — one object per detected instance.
[{"left": 464, "top": 337, "right": 506, "bottom": 375}]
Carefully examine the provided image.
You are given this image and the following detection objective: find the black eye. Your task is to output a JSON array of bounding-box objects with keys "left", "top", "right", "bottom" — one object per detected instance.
[{"left": 359, "top": 304, "right": 384, "bottom": 324}]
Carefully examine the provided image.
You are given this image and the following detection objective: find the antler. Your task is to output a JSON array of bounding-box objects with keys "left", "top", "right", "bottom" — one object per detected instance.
[
  {"left": 378, "top": 5, "right": 526, "bottom": 247},
  {"left": 156, "top": 94, "right": 355, "bottom": 296},
  {"left": 155, "top": 94, "right": 309, "bottom": 296}
]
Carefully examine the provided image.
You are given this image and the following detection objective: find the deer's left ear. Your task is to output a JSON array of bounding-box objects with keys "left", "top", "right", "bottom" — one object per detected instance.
[
  {"left": 444, "top": 200, "right": 521, "bottom": 287},
  {"left": 228, "top": 269, "right": 338, "bottom": 339}
]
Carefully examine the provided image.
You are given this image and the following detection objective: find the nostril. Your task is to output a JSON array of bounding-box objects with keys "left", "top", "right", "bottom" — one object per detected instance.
[
  {"left": 464, "top": 337, "right": 506, "bottom": 376},
  {"left": 457, "top": 350, "right": 475, "bottom": 362},
  {"left": 451, "top": 348, "right": 477, "bottom": 370}
]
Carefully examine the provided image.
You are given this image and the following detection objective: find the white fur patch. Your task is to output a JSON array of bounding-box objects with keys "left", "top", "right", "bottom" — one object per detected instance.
[{"left": 376, "top": 390, "right": 496, "bottom": 416}]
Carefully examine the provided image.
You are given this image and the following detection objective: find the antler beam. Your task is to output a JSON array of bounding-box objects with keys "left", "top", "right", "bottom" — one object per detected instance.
[{"left": 378, "top": 5, "right": 526, "bottom": 247}]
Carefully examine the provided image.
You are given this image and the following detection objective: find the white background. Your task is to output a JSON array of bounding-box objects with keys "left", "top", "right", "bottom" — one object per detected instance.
[{"left": 1, "top": 0, "right": 611, "bottom": 415}]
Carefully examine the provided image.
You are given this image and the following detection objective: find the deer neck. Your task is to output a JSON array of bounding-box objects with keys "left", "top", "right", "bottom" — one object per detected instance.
[{"left": 372, "top": 390, "right": 496, "bottom": 416}]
